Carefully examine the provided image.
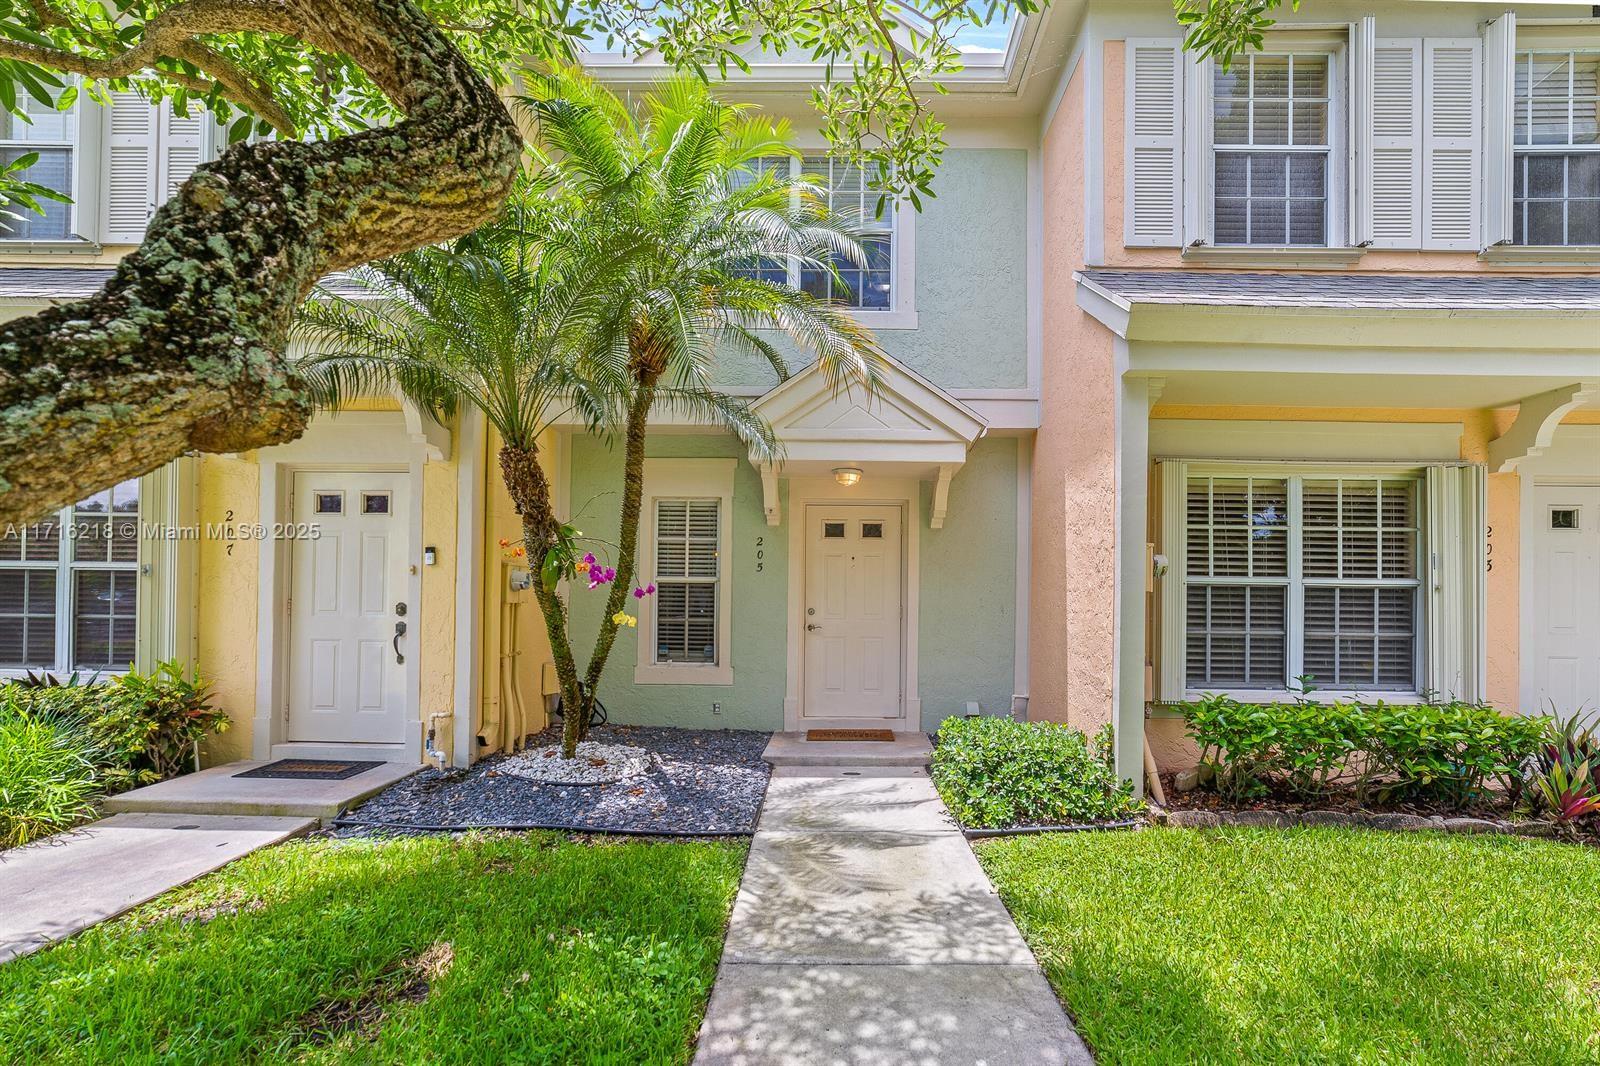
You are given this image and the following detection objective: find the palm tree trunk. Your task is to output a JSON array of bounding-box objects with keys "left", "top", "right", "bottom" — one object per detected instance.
[
  {"left": 578, "top": 380, "right": 656, "bottom": 740},
  {"left": 498, "top": 444, "right": 586, "bottom": 759}
]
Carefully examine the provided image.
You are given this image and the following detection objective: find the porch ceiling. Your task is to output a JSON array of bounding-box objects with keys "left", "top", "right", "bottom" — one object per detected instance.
[{"left": 1146, "top": 370, "right": 1600, "bottom": 412}]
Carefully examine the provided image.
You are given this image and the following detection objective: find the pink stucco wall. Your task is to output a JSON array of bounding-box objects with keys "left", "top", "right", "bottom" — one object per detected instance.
[{"left": 1031, "top": 53, "right": 1120, "bottom": 734}]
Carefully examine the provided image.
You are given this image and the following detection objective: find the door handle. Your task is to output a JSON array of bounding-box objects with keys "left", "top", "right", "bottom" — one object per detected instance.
[
  {"left": 807, "top": 623, "right": 822, "bottom": 631},
  {"left": 393, "top": 620, "right": 407, "bottom": 664}
]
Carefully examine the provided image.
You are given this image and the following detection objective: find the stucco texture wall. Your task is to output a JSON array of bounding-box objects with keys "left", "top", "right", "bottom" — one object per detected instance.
[
  {"left": 917, "top": 436, "right": 1019, "bottom": 729},
  {"left": 193, "top": 454, "right": 259, "bottom": 765},
  {"left": 566, "top": 432, "right": 789, "bottom": 730},
  {"left": 712, "top": 148, "right": 1031, "bottom": 391},
  {"left": 1032, "top": 56, "right": 1121, "bottom": 736}
]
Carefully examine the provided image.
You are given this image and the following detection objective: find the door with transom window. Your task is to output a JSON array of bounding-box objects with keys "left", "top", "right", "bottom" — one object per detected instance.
[{"left": 802, "top": 506, "right": 903, "bottom": 720}]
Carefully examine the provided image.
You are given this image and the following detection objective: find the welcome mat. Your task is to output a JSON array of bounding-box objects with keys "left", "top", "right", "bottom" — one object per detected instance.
[
  {"left": 234, "top": 759, "right": 386, "bottom": 781},
  {"left": 805, "top": 729, "right": 896, "bottom": 742}
]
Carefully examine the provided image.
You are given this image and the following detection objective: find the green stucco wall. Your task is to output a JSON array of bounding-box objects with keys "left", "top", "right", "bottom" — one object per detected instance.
[
  {"left": 714, "top": 148, "right": 1031, "bottom": 392},
  {"left": 568, "top": 432, "right": 1019, "bottom": 733},
  {"left": 916, "top": 436, "right": 1019, "bottom": 730}
]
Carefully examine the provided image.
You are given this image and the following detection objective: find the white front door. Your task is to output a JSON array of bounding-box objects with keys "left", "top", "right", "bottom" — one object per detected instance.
[
  {"left": 1524, "top": 485, "right": 1600, "bottom": 717},
  {"left": 287, "top": 471, "right": 410, "bottom": 744},
  {"left": 802, "top": 506, "right": 903, "bottom": 720}
]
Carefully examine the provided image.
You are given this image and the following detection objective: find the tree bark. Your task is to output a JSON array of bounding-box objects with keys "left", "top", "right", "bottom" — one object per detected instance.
[
  {"left": 579, "top": 377, "right": 656, "bottom": 740},
  {"left": 0, "top": 0, "right": 522, "bottom": 524}
]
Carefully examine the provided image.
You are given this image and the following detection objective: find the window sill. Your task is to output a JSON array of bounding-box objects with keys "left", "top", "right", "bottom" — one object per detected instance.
[
  {"left": 1181, "top": 246, "right": 1367, "bottom": 269},
  {"left": 633, "top": 662, "right": 734, "bottom": 687},
  {"left": 0, "top": 238, "right": 103, "bottom": 256},
  {"left": 848, "top": 308, "right": 918, "bottom": 330},
  {"left": 1477, "top": 244, "right": 1600, "bottom": 267}
]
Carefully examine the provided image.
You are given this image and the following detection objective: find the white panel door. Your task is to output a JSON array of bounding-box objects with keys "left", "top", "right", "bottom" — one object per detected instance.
[
  {"left": 803, "top": 506, "right": 903, "bottom": 720},
  {"left": 1524, "top": 486, "right": 1600, "bottom": 718},
  {"left": 288, "top": 472, "right": 409, "bottom": 743}
]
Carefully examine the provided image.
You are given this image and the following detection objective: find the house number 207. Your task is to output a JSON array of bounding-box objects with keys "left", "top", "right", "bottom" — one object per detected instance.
[{"left": 754, "top": 536, "right": 764, "bottom": 573}]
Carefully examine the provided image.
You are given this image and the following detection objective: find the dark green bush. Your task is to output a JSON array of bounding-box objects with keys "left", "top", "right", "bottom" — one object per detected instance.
[
  {"left": 0, "top": 661, "right": 230, "bottom": 847},
  {"left": 0, "top": 695, "right": 108, "bottom": 848},
  {"left": 1182, "top": 694, "right": 1550, "bottom": 807},
  {"left": 932, "top": 717, "right": 1142, "bottom": 829}
]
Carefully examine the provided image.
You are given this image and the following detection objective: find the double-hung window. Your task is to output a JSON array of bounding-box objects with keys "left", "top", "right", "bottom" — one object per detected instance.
[
  {"left": 652, "top": 499, "right": 720, "bottom": 666},
  {"left": 1212, "top": 53, "right": 1334, "bottom": 246},
  {"left": 1180, "top": 470, "right": 1422, "bottom": 696},
  {"left": 1512, "top": 49, "right": 1600, "bottom": 245},
  {"left": 729, "top": 155, "right": 900, "bottom": 314},
  {"left": 0, "top": 479, "right": 140, "bottom": 674},
  {"left": 0, "top": 93, "right": 76, "bottom": 241}
]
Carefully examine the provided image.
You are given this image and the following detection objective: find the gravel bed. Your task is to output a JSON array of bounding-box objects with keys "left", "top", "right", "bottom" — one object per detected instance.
[
  {"left": 497, "top": 740, "right": 650, "bottom": 784},
  {"left": 334, "top": 725, "right": 771, "bottom": 837}
]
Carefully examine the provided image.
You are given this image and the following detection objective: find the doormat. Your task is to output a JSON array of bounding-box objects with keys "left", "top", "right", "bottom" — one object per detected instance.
[
  {"left": 234, "top": 759, "right": 386, "bottom": 781},
  {"left": 805, "top": 729, "right": 896, "bottom": 742}
]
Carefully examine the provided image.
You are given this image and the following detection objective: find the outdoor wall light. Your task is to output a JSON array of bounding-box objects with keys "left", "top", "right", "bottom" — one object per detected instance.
[{"left": 833, "top": 467, "right": 863, "bottom": 487}]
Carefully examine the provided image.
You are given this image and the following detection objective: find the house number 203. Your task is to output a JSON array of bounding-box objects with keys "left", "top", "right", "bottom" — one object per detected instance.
[{"left": 754, "top": 536, "right": 764, "bottom": 573}]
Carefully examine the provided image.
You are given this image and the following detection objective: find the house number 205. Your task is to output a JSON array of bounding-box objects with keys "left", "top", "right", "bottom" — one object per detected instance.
[{"left": 754, "top": 536, "right": 764, "bottom": 573}]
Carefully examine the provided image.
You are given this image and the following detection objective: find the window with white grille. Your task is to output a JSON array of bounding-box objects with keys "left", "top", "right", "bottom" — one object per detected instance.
[
  {"left": 653, "top": 499, "right": 720, "bottom": 665},
  {"left": 729, "top": 155, "right": 896, "bottom": 311},
  {"left": 1183, "top": 473, "right": 1422, "bottom": 693},
  {"left": 0, "top": 479, "right": 140, "bottom": 672},
  {"left": 1212, "top": 53, "right": 1333, "bottom": 245},
  {"left": 1512, "top": 49, "right": 1600, "bottom": 245},
  {"left": 0, "top": 93, "right": 76, "bottom": 240}
]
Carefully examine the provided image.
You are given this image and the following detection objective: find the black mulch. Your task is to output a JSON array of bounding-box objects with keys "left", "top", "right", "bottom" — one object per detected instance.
[{"left": 332, "top": 725, "right": 772, "bottom": 838}]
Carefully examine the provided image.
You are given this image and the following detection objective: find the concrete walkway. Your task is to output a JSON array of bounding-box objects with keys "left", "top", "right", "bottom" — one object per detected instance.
[
  {"left": 695, "top": 765, "right": 1092, "bottom": 1065},
  {"left": 0, "top": 812, "right": 315, "bottom": 963}
]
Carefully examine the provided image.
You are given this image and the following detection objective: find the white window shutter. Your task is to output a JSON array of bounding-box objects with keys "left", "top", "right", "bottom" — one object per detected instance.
[
  {"left": 101, "top": 90, "right": 157, "bottom": 244},
  {"left": 1348, "top": 17, "right": 1376, "bottom": 247},
  {"left": 157, "top": 103, "right": 206, "bottom": 207},
  {"left": 1482, "top": 12, "right": 1516, "bottom": 247},
  {"left": 1369, "top": 39, "right": 1422, "bottom": 248},
  {"left": 1124, "top": 39, "right": 1184, "bottom": 247},
  {"left": 1157, "top": 460, "right": 1188, "bottom": 702},
  {"left": 1424, "top": 465, "right": 1487, "bottom": 703},
  {"left": 1421, "top": 39, "right": 1482, "bottom": 250}
]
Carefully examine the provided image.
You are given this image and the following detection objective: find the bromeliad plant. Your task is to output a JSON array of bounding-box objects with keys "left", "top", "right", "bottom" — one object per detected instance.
[{"left": 1528, "top": 712, "right": 1600, "bottom": 823}]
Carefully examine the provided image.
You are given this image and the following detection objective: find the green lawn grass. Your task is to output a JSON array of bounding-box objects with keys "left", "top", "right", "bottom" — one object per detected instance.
[
  {"left": 0, "top": 832, "right": 746, "bottom": 1065},
  {"left": 975, "top": 826, "right": 1600, "bottom": 1066}
]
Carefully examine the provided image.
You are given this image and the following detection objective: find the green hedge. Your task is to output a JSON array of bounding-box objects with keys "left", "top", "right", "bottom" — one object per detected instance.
[
  {"left": 1182, "top": 694, "right": 1549, "bottom": 807},
  {"left": 931, "top": 717, "right": 1142, "bottom": 829}
]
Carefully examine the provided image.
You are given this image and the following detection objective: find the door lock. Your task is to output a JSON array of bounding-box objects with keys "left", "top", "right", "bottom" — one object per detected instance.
[
  {"left": 807, "top": 623, "right": 822, "bottom": 631},
  {"left": 393, "top": 620, "right": 407, "bottom": 664},
  {"left": 395, "top": 602, "right": 408, "bottom": 617}
]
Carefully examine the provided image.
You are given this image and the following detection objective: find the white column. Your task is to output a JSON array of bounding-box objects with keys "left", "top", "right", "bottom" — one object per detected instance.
[
  {"left": 452, "top": 409, "right": 486, "bottom": 767},
  {"left": 1114, "top": 371, "right": 1154, "bottom": 793}
]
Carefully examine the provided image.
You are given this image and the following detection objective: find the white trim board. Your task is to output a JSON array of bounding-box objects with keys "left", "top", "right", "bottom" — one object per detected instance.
[{"left": 1150, "top": 419, "right": 1465, "bottom": 462}]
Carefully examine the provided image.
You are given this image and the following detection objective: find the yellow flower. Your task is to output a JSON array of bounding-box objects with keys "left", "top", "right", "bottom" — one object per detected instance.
[
  {"left": 575, "top": 560, "right": 589, "bottom": 574},
  {"left": 612, "top": 611, "right": 637, "bottom": 628}
]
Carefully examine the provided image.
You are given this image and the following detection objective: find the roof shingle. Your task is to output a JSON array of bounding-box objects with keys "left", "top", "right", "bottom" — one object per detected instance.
[{"left": 1077, "top": 269, "right": 1600, "bottom": 311}]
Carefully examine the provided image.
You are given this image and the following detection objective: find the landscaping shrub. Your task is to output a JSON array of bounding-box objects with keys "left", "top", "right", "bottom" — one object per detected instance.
[
  {"left": 1182, "top": 694, "right": 1549, "bottom": 807},
  {"left": 0, "top": 661, "right": 230, "bottom": 847},
  {"left": 932, "top": 717, "right": 1142, "bottom": 829},
  {"left": 1528, "top": 712, "right": 1600, "bottom": 823},
  {"left": 0, "top": 695, "right": 108, "bottom": 848}
]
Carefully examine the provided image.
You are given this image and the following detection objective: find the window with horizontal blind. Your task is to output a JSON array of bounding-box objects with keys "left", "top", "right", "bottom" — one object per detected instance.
[
  {"left": 653, "top": 499, "right": 720, "bottom": 666},
  {"left": 728, "top": 155, "right": 900, "bottom": 314},
  {"left": 0, "top": 93, "right": 77, "bottom": 241},
  {"left": 1211, "top": 52, "right": 1334, "bottom": 246},
  {"left": 1511, "top": 49, "right": 1600, "bottom": 245},
  {"left": 1181, "top": 472, "right": 1422, "bottom": 694},
  {"left": 0, "top": 479, "right": 140, "bottom": 673}
]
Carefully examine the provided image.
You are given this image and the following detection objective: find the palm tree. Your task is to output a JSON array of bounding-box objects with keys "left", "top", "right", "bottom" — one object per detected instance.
[
  {"left": 297, "top": 73, "right": 884, "bottom": 760},
  {"left": 516, "top": 70, "right": 885, "bottom": 751}
]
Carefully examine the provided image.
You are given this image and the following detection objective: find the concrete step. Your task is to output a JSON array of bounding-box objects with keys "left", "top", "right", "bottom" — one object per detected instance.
[
  {"left": 761, "top": 731, "right": 932, "bottom": 768},
  {"left": 0, "top": 813, "right": 316, "bottom": 963},
  {"left": 101, "top": 760, "right": 420, "bottom": 821}
]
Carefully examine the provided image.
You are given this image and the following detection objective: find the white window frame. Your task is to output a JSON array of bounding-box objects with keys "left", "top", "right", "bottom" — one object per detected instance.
[
  {"left": 0, "top": 85, "right": 91, "bottom": 247},
  {"left": 1166, "top": 462, "right": 1428, "bottom": 704},
  {"left": 634, "top": 458, "right": 735, "bottom": 686},
  {"left": 736, "top": 153, "right": 918, "bottom": 330},
  {"left": 0, "top": 482, "right": 141, "bottom": 678},
  {"left": 1192, "top": 36, "right": 1350, "bottom": 249},
  {"left": 1509, "top": 44, "right": 1600, "bottom": 246}
]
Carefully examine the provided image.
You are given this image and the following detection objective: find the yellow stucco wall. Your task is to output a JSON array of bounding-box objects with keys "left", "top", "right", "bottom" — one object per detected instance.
[{"left": 193, "top": 454, "right": 259, "bottom": 765}]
